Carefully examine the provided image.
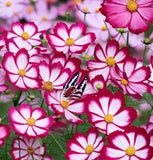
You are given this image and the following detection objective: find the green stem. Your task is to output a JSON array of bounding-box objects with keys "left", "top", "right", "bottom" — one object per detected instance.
[
  {"left": 50, "top": 132, "right": 65, "bottom": 154},
  {"left": 83, "top": 13, "right": 87, "bottom": 24},
  {"left": 143, "top": 45, "right": 147, "bottom": 66},
  {"left": 18, "top": 136, "right": 21, "bottom": 160},
  {"left": 13, "top": 90, "right": 22, "bottom": 107},
  {"left": 5, "top": 138, "right": 7, "bottom": 160},
  {"left": 104, "top": 21, "right": 112, "bottom": 40},
  {"left": 126, "top": 31, "right": 129, "bottom": 48}
]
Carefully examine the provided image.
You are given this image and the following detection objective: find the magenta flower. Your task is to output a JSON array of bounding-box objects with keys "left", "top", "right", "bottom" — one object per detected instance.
[
  {"left": 11, "top": 136, "right": 46, "bottom": 160},
  {"left": 100, "top": 0, "right": 153, "bottom": 34},
  {"left": 39, "top": 53, "right": 81, "bottom": 92},
  {"left": 2, "top": 48, "right": 41, "bottom": 91},
  {"left": 102, "top": 127, "right": 152, "bottom": 160},
  {"left": 0, "top": 67, "right": 8, "bottom": 92},
  {"left": 5, "top": 22, "right": 42, "bottom": 46},
  {"left": 46, "top": 22, "right": 96, "bottom": 54},
  {"left": 65, "top": 127, "right": 104, "bottom": 160},
  {"left": 8, "top": 104, "right": 54, "bottom": 138},
  {"left": 87, "top": 40, "right": 129, "bottom": 81},
  {"left": 86, "top": 89, "right": 137, "bottom": 135},
  {"left": 0, "top": 125, "right": 11, "bottom": 147},
  {"left": 111, "top": 57, "right": 151, "bottom": 99},
  {"left": 45, "top": 90, "right": 85, "bottom": 124}
]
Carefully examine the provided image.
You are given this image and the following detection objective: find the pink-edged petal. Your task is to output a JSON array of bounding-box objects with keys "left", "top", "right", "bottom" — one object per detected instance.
[
  {"left": 39, "top": 61, "right": 50, "bottom": 82},
  {"left": 16, "top": 49, "right": 29, "bottom": 69},
  {"left": 87, "top": 128, "right": 97, "bottom": 146},
  {"left": 11, "top": 149, "right": 28, "bottom": 160},
  {"left": 12, "top": 124, "right": 28, "bottom": 135},
  {"left": 7, "top": 74, "right": 19, "bottom": 84},
  {"left": 0, "top": 125, "right": 11, "bottom": 140},
  {"left": 64, "top": 109, "right": 84, "bottom": 124},
  {"left": 68, "top": 101, "right": 85, "bottom": 114},
  {"left": 106, "top": 40, "right": 119, "bottom": 58},
  {"left": 87, "top": 61, "right": 107, "bottom": 70},
  {"left": 69, "top": 45, "right": 83, "bottom": 53},
  {"left": 129, "top": 12, "right": 150, "bottom": 34},
  {"left": 23, "top": 22, "right": 37, "bottom": 36},
  {"left": 107, "top": 123, "right": 124, "bottom": 135},
  {"left": 18, "top": 104, "right": 32, "bottom": 120},
  {"left": 113, "top": 108, "right": 137, "bottom": 127},
  {"left": 129, "top": 67, "right": 150, "bottom": 82},
  {"left": 35, "top": 117, "right": 54, "bottom": 128},
  {"left": 25, "top": 65, "right": 39, "bottom": 79},
  {"left": 94, "top": 44, "right": 106, "bottom": 61},
  {"left": 53, "top": 22, "right": 69, "bottom": 41},
  {"left": 2, "top": 52, "right": 18, "bottom": 73},
  {"left": 68, "top": 141, "right": 85, "bottom": 153},
  {"left": 73, "top": 132, "right": 87, "bottom": 148},
  {"left": 114, "top": 47, "right": 129, "bottom": 62},
  {"left": 47, "top": 34, "right": 65, "bottom": 46},
  {"left": 135, "top": 148, "right": 149, "bottom": 159},
  {"left": 31, "top": 108, "right": 47, "bottom": 120},
  {"left": 65, "top": 152, "right": 88, "bottom": 160},
  {"left": 23, "top": 77, "right": 40, "bottom": 89},
  {"left": 124, "top": 58, "right": 136, "bottom": 77},
  {"left": 9, "top": 106, "right": 27, "bottom": 123},
  {"left": 108, "top": 92, "right": 124, "bottom": 115},
  {"left": 11, "top": 22, "right": 23, "bottom": 36},
  {"left": 75, "top": 33, "right": 95, "bottom": 45},
  {"left": 32, "top": 126, "right": 49, "bottom": 137},
  {"left": 52, "top": 104, "right": 64, "bottom": 114},
  {"left": 69, "top": 22, "right": 86, "bottom": 40}
]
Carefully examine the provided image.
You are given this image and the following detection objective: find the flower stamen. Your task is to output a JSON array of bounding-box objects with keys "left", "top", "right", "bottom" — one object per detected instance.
[
  {"left": 127, "top": 0, "right": 138, "bottom": 12},
  {"left": 18, "top": 69, "right": 26, "bottom": 77},
  {"left": 61, "top": 100, "right": 69, "bottom": 109},
  {"left": 106, "top": 57, "right": 116, "bottom": 66},
  {"left": 43, "top": 81, "right": 53, "bottom": 92},
  {"left": 121, "top": 79, "right": 128, "bottom": 85},
  {"left": 65, "top": 38, "right": 74, "bottom": 46},
  {"left": 126, "top": 146, "right": 136, "bottom": 156},
  {"left": 21, "top": 32, "right": 29, "bottom": 40},
  {"left": 27, "top": 118, "right": 35, "bottom": 126},
  {"left": 27, "top": 147, "right": 34, "bottom": 154},
  {"left": 86, "top": 145, "right": 94, "bottom": 154},
  {"left": 105, "top": 114, "right": 113, "bottom": 123}
]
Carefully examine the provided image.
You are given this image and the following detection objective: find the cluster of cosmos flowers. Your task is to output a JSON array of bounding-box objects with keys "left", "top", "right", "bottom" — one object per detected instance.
[{"left": 0, "top": 0, "right": 153, "bottom": 159}]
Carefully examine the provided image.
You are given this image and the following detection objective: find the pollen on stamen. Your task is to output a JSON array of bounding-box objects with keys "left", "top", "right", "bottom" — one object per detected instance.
[
  {"left": 126, "top": 146, "right": 136, "bottom": 156},
  {"left": 106, "top": 57, "right": 116, "bottom": 66},
  {"left": 27, "top": 6, "right": 34, "bottom": 13},
  {"left": 43, "top": 81, "right": 53, "bottom": 92},
  {"left": 83, "top": 7, "right": 88, "bottom": 12},
  {"left": 18, "top": 69, "right": 26, "bottom": 77},
  {"left": 21, "top": 32, "right": 29, "bottom": 40},
  {"left": 6, "top": 1, "right": 11, "bottom": 7},
  {"left": 101, "top": 25, "right": 107, "bottom": 31},
  {"left": 86, "top": 145, "right": 94, "bottom": 154},
  {"left": 121, "top": 78, "right": 128, "bottom": 85},
  {"left": 104, "top": 114, "right": 113, "bottom": 123},
  {"left": 61, "top": 100, "right": 69, "bottom": 109},
  {"left": 42, "top": 16, "right": 47, "bottom": 21},
  {"left": 65, "top": 38, "right": 74, "bottom": 46},
  {"left": 27, "top": 147, "right": 34, "bottom": 154},
  {"left": 127, "top": 0, "right": 138, "bottom": 12},
  {"left": 27, "top": 118, "right": 35, "bottom": 126}
]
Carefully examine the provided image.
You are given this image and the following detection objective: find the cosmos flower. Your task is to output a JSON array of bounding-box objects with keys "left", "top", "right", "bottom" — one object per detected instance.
[
  {"left": 2, "top": 48, "right": 41, "bottom": 91},
  {"left": 5, "top": 22, "right": 42, "bottom": 46},
  {"left": 102, "top": 126, "right": 152, "bottom": 160},
  {"left": 86, "top": 89, "right": 137, "bottom": 135},
  {"left": 46, "top": 21, "right": 96, "bottom": 54},
  {"left": 111, "top": 57, "right": 151, "bottom": 99},
  {"left": 87, "top": 40, "right": 129, "bottom": 81},
  {"left": 8, "top": 103, "right": 54, "bottom": 138},
  {"left": 65, "top": 127, "right": 104, "bottom": 160},
  {"left": 100, "top": 0, "right": 153, "bottom": 34},
  {"left": 11, "top": 136, "right": 46, "bottom": 160}
]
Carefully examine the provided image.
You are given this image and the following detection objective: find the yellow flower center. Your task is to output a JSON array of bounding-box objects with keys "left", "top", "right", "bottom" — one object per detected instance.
[
  {"left": 127, "top": 0, "right": 138, "bottom": 12},
  {"left": 83, "top": 7, "right": 88, "bottom": 12},
  {"left": 95, "top": 8, "right": 99, "bottom": 13},
  {"left": 106, "top": 57, "right": 116, "bottom": 66},
  {"left": 21, "top": 32, "right": 29, "bottom": 40},
  {"left": 104, "top": 114, "right": 113, "bottom": 123},
  {"left": 27, "top": 118, "right": 35, "bottom": 126},
  {"left": 43, "top": 81, "right": 53, "bottom": 92},
  {"left": 46, "top": 0, "right": 53, "bottom": 2},
  {"left": 74, "top": 0, "right": 82, "bottom": 3},
  {"left": 27, "top": 6, "right": 34, "bottom": 13},
  {"left": 65, "top": 38, "right": 74, "bottom": 46},
  {"left": 6, "top": 1, "right": 11, "bottom": 7},
  {"left": 126, "top": 146, "right": 136, "bottom": 156},
  {"left": 101, "top": 26, "right": 107, "bottom": 30},
  {"left": 18, "top": 69, "right": 26, "bottom": 77},
  {"left": 61, "top": 100, "right": 69, "bottom": 109},
  {"left": 42, "top": 16, "right": 47, "bottom": 21},
  {"left": 27, "top": 147, "right": 34, "bottom": 154},
  {"left": 84, "top": 54, "right": 90, "bottom": 59},
  {"left": 121, "top": 78, "right": 128, "bottom": 85},
  {"left": 96, "top": 84, "right": 103, "bottom": 90},
  {"left": 86, "top": 145, "right": 94, "bottom": 154}
]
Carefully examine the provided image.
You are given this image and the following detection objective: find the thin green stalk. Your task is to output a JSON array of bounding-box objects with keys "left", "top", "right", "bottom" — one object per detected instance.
[
  {"left": 13, "top": 90, "right": 22, "bottom": 107},
  {"left": 104, "top": 21, "right": 112, "bottom": 40},
  {"left": 18, "top": 136, "right": 21, "bottom": 160},
  {"left": 126, "top": 31, "right": 129, "bottom": 48},
  {"left": 50, "top": 132, "right": 65, "bottom": 154},
  {"left": 83, "top": 13, "right": 87, "bottom": 24},
  {"left": 5, "top": 138, "right": 7, "bottom": 160},
  {"left": 143, "top": 45, "right": 147, "bottom": 65}
]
